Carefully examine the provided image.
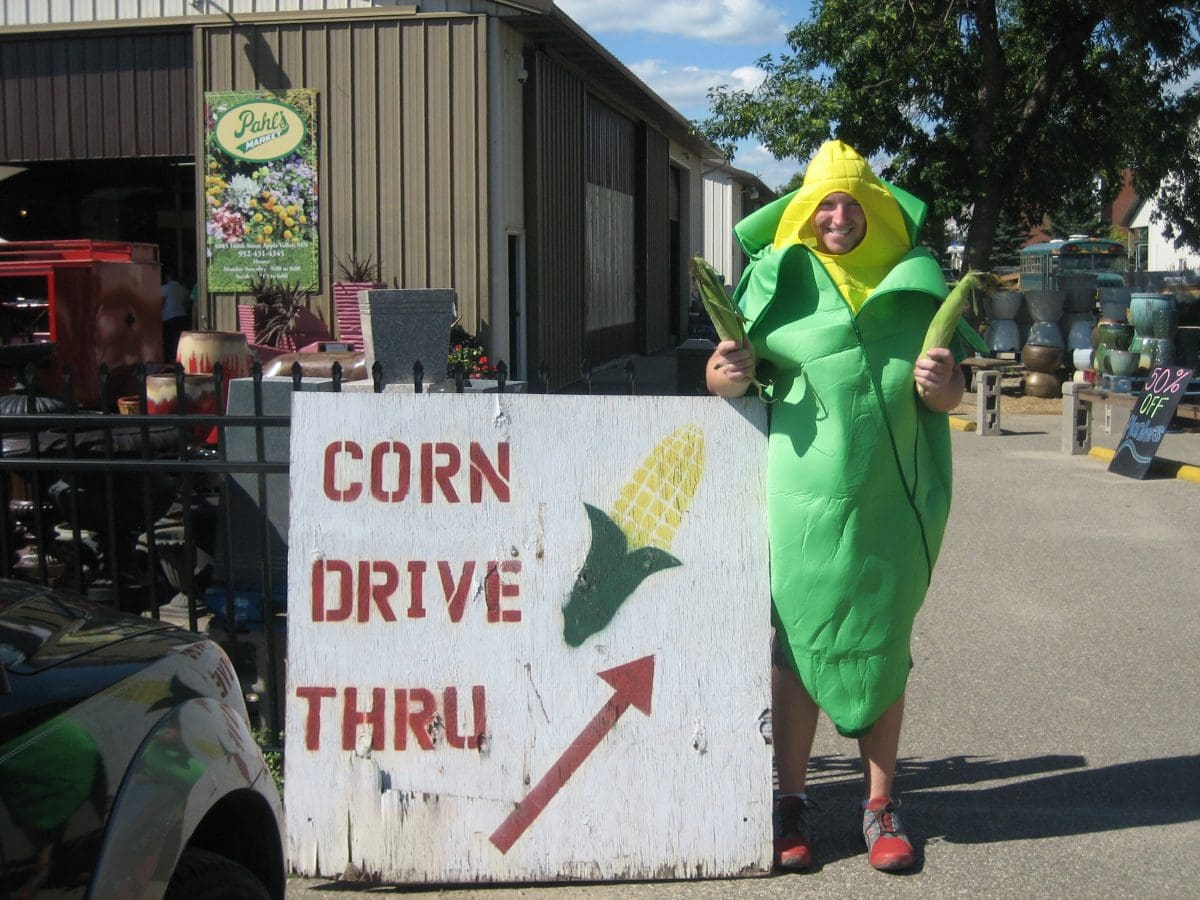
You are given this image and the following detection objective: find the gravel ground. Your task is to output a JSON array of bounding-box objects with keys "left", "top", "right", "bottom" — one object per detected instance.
[{"left": 952, "top": 388, "right": 1062, "bottom": 417}]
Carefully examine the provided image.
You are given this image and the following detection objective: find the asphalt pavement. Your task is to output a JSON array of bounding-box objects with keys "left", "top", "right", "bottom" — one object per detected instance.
[{"left": 285, "top": 351, "right": 1200, "bottom": 899}]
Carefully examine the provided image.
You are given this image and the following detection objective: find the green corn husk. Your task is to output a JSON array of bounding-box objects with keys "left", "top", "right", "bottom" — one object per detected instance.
[
  {"left": 690, "top": 257, "right": 747, "bottom": 344},
  {"left": 689, "top": 256, "right": 769, "bottom": 397},
  {"left": 917, "top": 270, "right": 997, "bottom": 397}
]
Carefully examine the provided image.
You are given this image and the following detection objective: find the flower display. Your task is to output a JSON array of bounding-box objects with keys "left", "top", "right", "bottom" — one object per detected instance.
[
  {"left": 203, "top": 89, "right": 319, "bottom": 290},
  {"left": 204, "top": 154, "right": 317, "bottom": 247},
  {"left": 447, "top": 326, "right": 496, "bottom": 379}
]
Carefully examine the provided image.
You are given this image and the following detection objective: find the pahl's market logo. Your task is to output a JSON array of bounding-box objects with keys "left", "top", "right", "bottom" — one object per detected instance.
[{"left": 213, "top": 98, "right": 306, "bottom": 162}]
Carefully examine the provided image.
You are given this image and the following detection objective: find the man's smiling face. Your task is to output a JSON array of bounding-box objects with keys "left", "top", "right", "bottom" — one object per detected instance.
[{"left": 812, "top": 192, "right": 867, "bottom": 254}]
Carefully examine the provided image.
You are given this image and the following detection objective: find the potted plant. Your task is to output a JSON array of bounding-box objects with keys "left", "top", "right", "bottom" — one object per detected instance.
[
  {"left": 333, "top": 254, "right": 386, "bottom": 350},
  {"left": 242, "top": 274, "right": 330, "bottom": 354},
  {"left": 447, "top": 324, "right": 496, "bottom": 380}
]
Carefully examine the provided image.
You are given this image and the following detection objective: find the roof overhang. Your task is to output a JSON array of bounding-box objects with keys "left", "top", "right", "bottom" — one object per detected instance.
[{"left": 502, "top": 3, "right": 725, "bottom": 162}]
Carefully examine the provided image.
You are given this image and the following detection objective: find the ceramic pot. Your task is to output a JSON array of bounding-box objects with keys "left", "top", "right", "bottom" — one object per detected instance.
[
  {"left": 145, "top": 373, "right": 219, "bottom": 442},
  {"left": 1071, "top": 347, "right": 1094, "bottom": 371},
  {"left": 177, "top": 331, "right": 251, "bottom": 380},
  {"left": 1024, "top": 370, "right": 1062, "bottom": 398},
  {"left": 1152, "top": 308, "right": 1179, "bottom": 339},
  {"left": 1097, "top": 287, "right": 1131, "bottom": 321},
  {"left": 985, "top": 290, "right": 1023, "bottom": 320},
  {"left": 985, "top": 319, "right": 1021, "bottom": 353},
  {"left": 145, "top": 374, "right": 217, "bottom": 416},
  {"left": 1139, "top": 337, "right": 1176, "bottom": 369},
  {"left": 1062, "top": 313, "right": 1096, "bottom": 350},
  {"left": 1024, "top": 289, "right": 1066, "bottom": 322},
  {"left": 1021, "top": 343, "right": 1063, "bottom": 373},
  {"left": 1093, "top": 322, "right": 1134, "bottom": 375},
  {"left": 1027, "top": 320, "right": 1065, "bottom": 348},
  {"left": 1128, "top": 293, "right": 1177, "bottom": 337},
  {"left": 1106, "top": 350, "right": 1138, "bottom": 376}
]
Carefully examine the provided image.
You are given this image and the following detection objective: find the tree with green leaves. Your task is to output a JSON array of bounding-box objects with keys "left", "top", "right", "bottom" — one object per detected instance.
[{"left": 700, "top": 1, "right": 1200, "bottom": 271}]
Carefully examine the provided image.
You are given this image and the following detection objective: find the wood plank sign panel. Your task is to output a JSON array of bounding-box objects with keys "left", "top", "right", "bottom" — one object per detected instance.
[{"left": 285, "top": 393, "right": 773, "bottom": 884}]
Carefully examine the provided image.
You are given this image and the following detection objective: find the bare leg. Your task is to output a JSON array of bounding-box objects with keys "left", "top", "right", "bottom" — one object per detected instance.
[
  {"left": 857, "top": 692, "right": 905, "bottom": 799},
  {"left": 772, "top": 664, "right": 820, "bottom": 793}
]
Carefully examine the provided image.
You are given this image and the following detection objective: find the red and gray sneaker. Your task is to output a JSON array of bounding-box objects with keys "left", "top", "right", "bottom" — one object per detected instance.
[
  {"left": 862, "top": 796, "right": 915, "bottom": 871},
  {"left": 773, "top": 794, "right": 815, "bottom": 870}
]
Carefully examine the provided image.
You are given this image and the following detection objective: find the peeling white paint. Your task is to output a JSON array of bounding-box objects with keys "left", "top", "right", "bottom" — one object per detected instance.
[{"left": 285, "top": 394, "right": 773, "bottom": 883}]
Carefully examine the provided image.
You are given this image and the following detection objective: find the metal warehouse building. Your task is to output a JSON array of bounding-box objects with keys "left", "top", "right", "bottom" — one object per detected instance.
[{"left": 0, "top": 1, "right": 767, "bottom": 388}]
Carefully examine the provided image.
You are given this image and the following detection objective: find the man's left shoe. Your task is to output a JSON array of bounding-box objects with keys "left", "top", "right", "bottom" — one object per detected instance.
[{"left": 862, "top": 796, "right": 914, "bottom": 871}]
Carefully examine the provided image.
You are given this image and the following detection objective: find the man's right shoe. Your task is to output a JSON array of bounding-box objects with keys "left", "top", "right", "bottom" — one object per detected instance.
[{"left": 773, "top": 794, "right": 815, "bottom": 870}]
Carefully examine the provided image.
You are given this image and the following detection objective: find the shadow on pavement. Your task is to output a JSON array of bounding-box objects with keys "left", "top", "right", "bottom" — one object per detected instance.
[{"left": 790, "top": 753, "right": 1199, "bottom": 867}]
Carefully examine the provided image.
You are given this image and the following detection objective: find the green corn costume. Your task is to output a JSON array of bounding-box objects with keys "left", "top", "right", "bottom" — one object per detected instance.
[{"left": 733, "top": 141, "right": 970, "bottom": 737}]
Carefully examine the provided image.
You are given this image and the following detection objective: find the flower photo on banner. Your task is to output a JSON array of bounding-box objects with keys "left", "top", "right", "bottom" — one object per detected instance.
[{"left": 204, "top": 89, "right": 319, "bottom": 292}]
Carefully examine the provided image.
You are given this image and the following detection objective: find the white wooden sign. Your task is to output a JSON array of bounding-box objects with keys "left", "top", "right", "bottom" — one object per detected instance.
[{"left": 285, "top": 393, "right": 772, "bottom": 883}]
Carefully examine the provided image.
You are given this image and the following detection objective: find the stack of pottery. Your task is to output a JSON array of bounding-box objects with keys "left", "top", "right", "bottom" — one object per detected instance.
[
  {"left": 1129, "top": 292, "right": 1178, "bottom": 371},
  {"left": 172, "top": 331, "right": 248, "bottom": 443},
  {"left": 1092, "top": 321, "right": 1135, "bottom": 377},
  {"left": 983, "top": 289, "right": 1022, "bottom": 354},
  {"left": 1021, "top": 289, "right": 1065, "bottom": 397},
  {"left": 1059, "top": 275, "right": 1098, "bottom": 373}
]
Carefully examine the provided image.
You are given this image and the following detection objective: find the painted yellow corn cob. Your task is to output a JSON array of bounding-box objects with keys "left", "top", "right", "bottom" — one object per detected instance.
[
  {"left": 562, "top": 424, "right": 706, "bottom": 647},
  {"left": 917, "top": 270, "right": 997, "bottom": 396},
  {"left": 610, "top": 424, "right": 705, "bottom": 550}
]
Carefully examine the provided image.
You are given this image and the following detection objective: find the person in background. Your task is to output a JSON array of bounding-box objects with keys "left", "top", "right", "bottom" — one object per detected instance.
[
  {"left": 161, "top": 270, "right": 191, "bottom": 363},
  {"left": 707, "top": 140, "right": 967, "bottom": 873}
]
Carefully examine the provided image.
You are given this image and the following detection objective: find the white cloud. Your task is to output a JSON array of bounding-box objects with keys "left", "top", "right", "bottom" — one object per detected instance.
[
  {"left": 628, "top": 59, "right": 766, "bottom": 117},
  {"left": 557, "top": 0, "right": 790, "bottom": 44},
  {"left": 731, "top": 142, "right": 801, "bottom": 191}
]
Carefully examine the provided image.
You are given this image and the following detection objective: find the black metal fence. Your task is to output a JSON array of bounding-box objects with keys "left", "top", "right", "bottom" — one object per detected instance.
[{"left": 0, "top": 355, "right": 640, "bottom": 735}]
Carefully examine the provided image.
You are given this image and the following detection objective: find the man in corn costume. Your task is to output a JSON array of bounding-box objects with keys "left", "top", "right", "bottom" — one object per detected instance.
[{"left": 707, "top": 140, "right": 967, "bottom": 872}]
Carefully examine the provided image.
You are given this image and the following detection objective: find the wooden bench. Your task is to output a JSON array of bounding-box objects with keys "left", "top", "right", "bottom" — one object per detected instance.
[{"left": 1061, "top": 382, "right": 1200, "bottom": 454}]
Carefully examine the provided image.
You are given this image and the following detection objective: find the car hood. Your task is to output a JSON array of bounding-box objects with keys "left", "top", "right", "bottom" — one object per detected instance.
[{"left": 0, "top": 580, "right": 202, "bottom": 741}]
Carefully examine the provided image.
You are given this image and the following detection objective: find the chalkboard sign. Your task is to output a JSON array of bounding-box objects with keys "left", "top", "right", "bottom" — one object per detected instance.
[{"left": 1109, "top": 366, "right": 1197, "bottom": 479}]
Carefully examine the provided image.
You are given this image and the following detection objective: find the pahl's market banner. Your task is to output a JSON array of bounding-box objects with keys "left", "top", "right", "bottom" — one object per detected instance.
[
  {"left": 285, "top": 393, "right": 773, "bottom": 883},
  {"left": 204, "top": 90, "right": 318, "bottom": 291}
]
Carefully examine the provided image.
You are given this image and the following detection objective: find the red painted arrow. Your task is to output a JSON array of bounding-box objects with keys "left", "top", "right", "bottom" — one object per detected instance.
[{"left": 489, "top": 654, "right": 655, "bottom": 854}]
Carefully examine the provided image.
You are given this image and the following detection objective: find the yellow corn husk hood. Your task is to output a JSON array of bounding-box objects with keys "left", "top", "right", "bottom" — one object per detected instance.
[{"left": 771, "top": 140, "right": 914, "bottom": 311}]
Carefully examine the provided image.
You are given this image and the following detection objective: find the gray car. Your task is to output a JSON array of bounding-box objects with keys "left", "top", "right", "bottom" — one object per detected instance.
[{"left": 0, "top": 579, "right": 285, "bottom": 899}]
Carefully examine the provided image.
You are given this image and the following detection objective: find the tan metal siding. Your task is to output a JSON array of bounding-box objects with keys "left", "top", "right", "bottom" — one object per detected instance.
[
  {"left": 496, "top": 24, "right": 524, "bottom": 232},
  {"left": 200, "top": 16, "right": 490, "bottom": 339},
  {"left": 526, "top": 50, "right": 583, "bottom": 389},
  {"left": 0, "top": 29, "right": 193, "bottom": 162}
]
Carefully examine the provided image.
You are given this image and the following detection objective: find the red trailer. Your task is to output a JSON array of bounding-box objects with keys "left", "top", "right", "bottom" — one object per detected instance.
[{"left": 0, "top": 240, "right": 163, "bottom": 408}]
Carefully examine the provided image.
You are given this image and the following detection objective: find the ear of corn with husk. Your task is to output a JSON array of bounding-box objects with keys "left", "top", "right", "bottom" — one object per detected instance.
[
  {"left": 690, "top": 256, "right": 746, "bottom": 344},
  {"left": 917, "top": 270, "right": 997, "bottom": 397},
  {"left": 562, "top": 425, "right": 705, "bottom": 647},
  {"left": 690, "top": 256, "right": 769, "bottom": 396}
]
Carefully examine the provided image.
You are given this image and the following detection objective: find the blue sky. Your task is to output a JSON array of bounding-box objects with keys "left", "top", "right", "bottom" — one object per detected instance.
[{"left": 556, "top": 0, "right": 814, "bottom": 190}]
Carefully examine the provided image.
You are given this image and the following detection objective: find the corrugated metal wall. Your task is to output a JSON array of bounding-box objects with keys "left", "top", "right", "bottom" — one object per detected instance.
[
  {"left": 583, "top": 97, "right": 636, "bottom": 357},
  {"left": 641, "top": 126, "right": 672, "bottom": 352},
  {"left": 200, "top": 15, "right": 489, "bottom": 337},
  {"left": 0, "top": 30, "right": 193, "bottom": 162},
  {"left": 525, "top": 51, "right": 583, "bottom": 390},
  {"left": 0, "top": 1, "right": 425, "bottom": 27}
]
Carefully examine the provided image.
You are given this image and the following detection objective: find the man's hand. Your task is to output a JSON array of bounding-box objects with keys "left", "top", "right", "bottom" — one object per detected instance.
[
  {"left": 706, "top": 339, "right": 758, "bottom": 398},
  {"left": 914, "top": 347, "right": 965, "bottom": 412}
]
